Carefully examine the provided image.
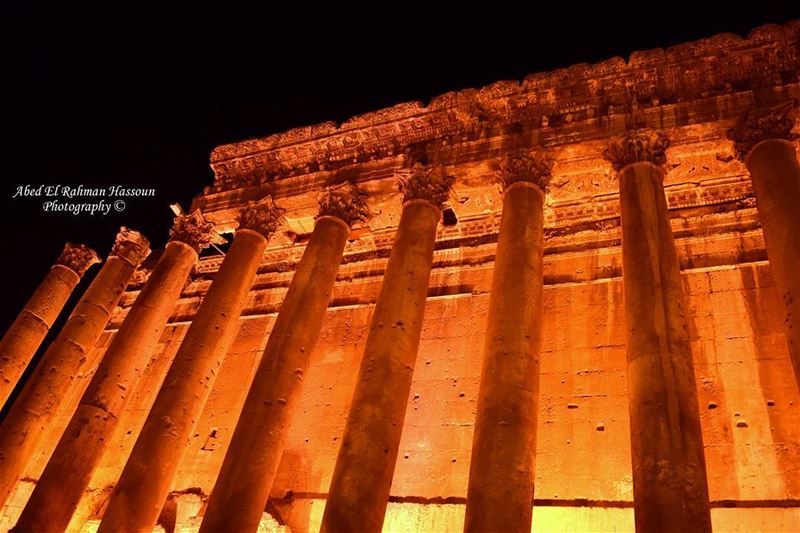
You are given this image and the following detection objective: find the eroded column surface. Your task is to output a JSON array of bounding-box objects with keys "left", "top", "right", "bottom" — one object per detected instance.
[
  {"left": 729, "top": 104, "right": 800, "bottom": 390},
  {"left": 0, "top": 243, "right": 100, "bottom": 409},
  {"left": 11, "top": 212, "right": 215, "bottom": 533},
  {"left": 605, "top": 131, "right": 712, "bottom": 533},
  {"left": 0, "top": 228, "right": 149, "bottom": 508},
  {"left": 97, "top": 198, "right": 282, "bottom": 533},
  {"left": 200, "top": 184, "right": 369, "bottom": 533},
  {"left": 319, "top": 166, "right": 453, "bottom": 533},
  {"left": 464, "top": 152, "right": 550, "bottom": 533}
]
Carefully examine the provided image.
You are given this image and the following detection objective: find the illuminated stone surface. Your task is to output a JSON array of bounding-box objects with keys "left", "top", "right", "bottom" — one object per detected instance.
[
  {"left": 320, "top": 166, "right": 452, "bottom": 533},
  {"left": 1, "top": 20, "right": 799, "bottom": 533},
  {"left": 200, "top": 185, "right": 365, "bottom": 533},
  {"left": 0, "top": 243, "right": 100, "bottom": 409},
  {"left": 607, "top": 136, "right": 712, "bottom": 532},
  {"left": 11, "top": 214, "right": 215, "bottom": 533},
  {"left": 97, "top": 200, "right": 280, "bottom": 533},
  {"left": 464, "top": 153, "right": 548, "bottom": 533},
  {"left": 0, "top": 229, "right": 149, "bottom": 510}
]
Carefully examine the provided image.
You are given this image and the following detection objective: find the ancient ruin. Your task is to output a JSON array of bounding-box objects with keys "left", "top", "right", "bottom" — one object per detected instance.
[{"left": 1, "top": 20, "right": 799, "bottom": 533}]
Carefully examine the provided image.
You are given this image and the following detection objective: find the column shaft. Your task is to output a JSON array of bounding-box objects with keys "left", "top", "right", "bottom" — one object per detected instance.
[
  {"left": 12, "top": 241, "right": 198, "bottom": 533},
  {"left": 199, "top": 216, "right": 349, "bottom": 533},
  {"left": 619, "top": 162, "right": 711, "bottom": 533},
  {"left": 0, "top": 254, "right": 141, "bottom": 507},
  {"left": 745, "top": 139, "right": 800, "bottom": 388},
  {"left": 464, "top": 182, "right": 544, "bottom": 533},
  {"left": 0, "top": 266, "right": 80, "bottom": 408},
  {"left": 98, "top": 229, "right": 267, "bottom": 533},
  {"left": 320, "top": 200, "right": 439, "bottom": 533}
]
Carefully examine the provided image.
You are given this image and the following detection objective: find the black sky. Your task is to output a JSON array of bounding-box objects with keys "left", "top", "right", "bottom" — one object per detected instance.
[{"left": 0, "top": 2, "right": 797, "bottom": 336}]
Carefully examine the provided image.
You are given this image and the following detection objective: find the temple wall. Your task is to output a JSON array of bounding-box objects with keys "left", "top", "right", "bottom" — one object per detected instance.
[
  {"left": 4, "top": 218, "right": 796, "bottom": 532},
  {"left": 3, "top": 24, "right": 800, "bottom": 530}
]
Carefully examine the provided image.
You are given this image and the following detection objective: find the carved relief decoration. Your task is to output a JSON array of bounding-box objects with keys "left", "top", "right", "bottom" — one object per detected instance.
[
  {"left": 111, "top": 227, "right": 151, "bottom": 266},
  {"left": 497, "top": 151, "right": 554, "bottom": 192},
  {"left": 727, "top": 102, "right": 798, "bottom": 159},
  {"left": 237, "top": 196, "right": 284, "bottom": 239},
  {"left": 169, "top": 210, "right": 216, "bottom": 253},
  {"left": 400, "top": 164, "right": 456, "bottom": 208},
  {"left": 205, "top": 21, "right": 799, "bottom": 192},
  {"left": 318, "top": 182, "right": 371, "bottom": 227},
  {"left": 604, "top": 130, "right": 670, "bottom": 171},
  {"left": 56, "top": 243, "right": 101, "bottom": 277}
]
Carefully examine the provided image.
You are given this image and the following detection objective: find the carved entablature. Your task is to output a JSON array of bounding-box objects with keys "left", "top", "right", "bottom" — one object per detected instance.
[
  {"left": 496, "top": 151, "right": 553, "bottom": 192},
  {"left": 237, "top": 196, "right": 284, "bottom": 239},
  {"left": 202, "top": 21, "right": 799, "bottom": 195},
  {"left": 169, "top": 210, "right": 216, "bottom": 253},
  {"left": 400, "top": 164, "right": 455, "bottom": 209},
  {"left": 727, "top": 102, "right": 798, "bottom": 159},
  {"left": 604, "top": 130, "right": 670, "bottom": 172},
  {"left": 56, "top": 243, "right": 101, "bottom": 277},
  {"left": 318, "top": 182, "right": 371, "bottom": 227},
  {"left": 111, "top": 227, "right": 151, "bottom": 266}
]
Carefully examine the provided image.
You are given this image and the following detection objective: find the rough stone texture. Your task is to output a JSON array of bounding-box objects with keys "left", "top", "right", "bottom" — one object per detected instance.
[
  {"left": 3, "top": 20, "right": 800, "bottom": 533},
  {"left": 617, "top": 161, "right": 712, "bottom": 532},
  {"left": 741, "top": 139, "right": 800, "bottom": 393},
  {"left": 464, "top": 181, "right": 545, "bottom": 533},
  {"left": 238, "top": 196, "right": 284, "bottom": 239},
  {"left": 56, "top": 243, "right": 102, "bottom": 278},
  {"left": 169, "top": 211, "right": 217, "bottom": 253},
  {"left": 320, "top": 199, "right": 442, "bottom": 533},
  {"left": 0, "top": 244, "right": 99, "bottom": 409},
  {"left": 97, "top": 229, "right": 269, "bottom": 533},
  {"left": 12, "top": 240, "right": 199, "bottom": 533},
  {"left": 0, "top": 229, "right": 148, "bottom": 510},
  {"left": 200, "top": 216, "right": 351, "bottom": 532},
  {"left": 6, "top": 254, "right": 798, "bottom": 532}
]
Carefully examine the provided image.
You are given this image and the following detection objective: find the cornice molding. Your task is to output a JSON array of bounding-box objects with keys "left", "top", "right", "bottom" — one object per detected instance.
[{"left": 205, "top": 21, "right": 799, "bottom": 193}]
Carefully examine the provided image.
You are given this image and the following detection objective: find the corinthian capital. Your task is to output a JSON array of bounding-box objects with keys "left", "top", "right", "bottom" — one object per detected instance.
[
  {"left": 497, "top": 151, "right": 553, "bottom": 192},
  {"left": 604, "top": 129, "right": 670, "bottom": 171},
  {"left": 111, "top": 227, "right": 151, "bottom": 266},
  {"left": 400, "top": 164, "right": 455, "bottom": 209},
  {"left": 727, "top": 102, "right": 798, "bottom": 160},
  {"left": 318, "top": 182, "right": 371, "bottom": 227},
  {"left": 56, "top": 243, "right": 101, "bottom": 277},
  {"left": 169, "top": 210, "right": 216, "bottom": 253},
  {"left": 237, "top": 196, "right": 283, "bottom": 239}
]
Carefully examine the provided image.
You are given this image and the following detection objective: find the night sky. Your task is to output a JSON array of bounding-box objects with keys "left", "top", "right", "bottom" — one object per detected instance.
[{"left": 0, "top": 4, "right": 797, "bottom": 395}]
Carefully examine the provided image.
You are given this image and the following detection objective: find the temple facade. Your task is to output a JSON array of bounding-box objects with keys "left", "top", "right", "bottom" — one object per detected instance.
[{"left": 1, "top": 20, "right": 799, "bottom": 533}]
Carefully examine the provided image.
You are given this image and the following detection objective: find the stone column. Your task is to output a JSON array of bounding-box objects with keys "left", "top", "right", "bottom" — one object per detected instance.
[
  {"left": 11, "top": 212, "right": 215, "bottom": 533},
  {"left": 0, "top": 243, "right": 100, "bottom": 409},
  {"left": 728, "top": 104, "right": 800, "bottom": 389},
  {"left": 464, "top": 152, "right": 550, "bottom": 533},
  {"left": 200, "top": 184, "right": 369, "bottom": 533},
  {"left": 97, "top": 198, "right": 282, "bottom": 533},
  {"left": 604, "top": 130, "right": 712, "bottom": 533},
  {"left": 0, "top": 228, "right": 150, "bottom": 508},
  {"left": 319, "top": 166, "right": 453, "bottom": 533}
]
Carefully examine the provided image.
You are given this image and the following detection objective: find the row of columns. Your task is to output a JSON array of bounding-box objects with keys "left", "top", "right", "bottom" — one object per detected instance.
[
  {"left": 0, "top": 105, "right": 797, "bottom": 533},
  {"left": 0, "top": 228, "right": 151, "bottom": 509},
  {"left": 0, "top": 243, "right": 100, "bottom": 408}
]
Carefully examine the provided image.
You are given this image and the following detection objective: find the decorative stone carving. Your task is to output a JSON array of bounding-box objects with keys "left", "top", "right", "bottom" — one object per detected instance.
[
  {"left": 400, "top": 164, "right": 455, "bottom": 208},
  {"left": 318, "top": 182, "right": 371, "bottom": 227},
  {"left": 55, "top": 243, "right": 101, "bottom": 277},
  {"left": 204, "top": 21, "right": 799, "bottom": 192},
  {"left": 111, "top": 227, "right": 151, "bottom": 266},
  {"left": 727, "top": 102, "right": 798, "bottom": 160},
  {"left": 169, "top": 210, "right": 216, "bottom": 253},
  {"left": 496, "top": 151, "right": 554, "bottom": 192},
  {"left": 604, "top": 130, "right": 670, "bottom": 171},
  {"left": 237, "top": 196, "right": 283, "bottom": 239}
]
